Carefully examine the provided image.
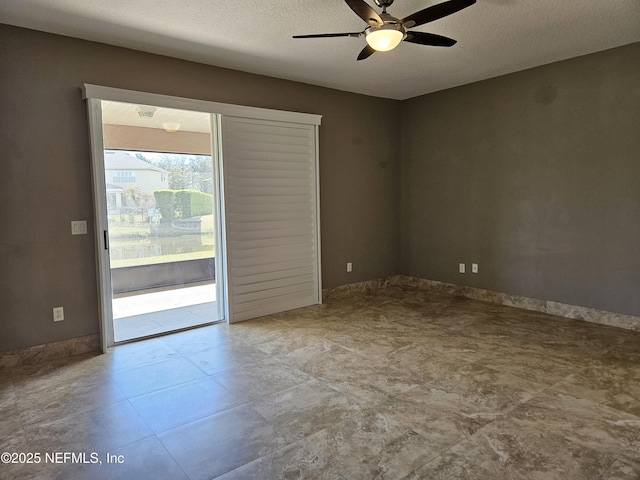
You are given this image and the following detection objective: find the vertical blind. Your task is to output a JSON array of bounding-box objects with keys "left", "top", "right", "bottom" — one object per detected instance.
[{"left": 221, "top": 116, "right": 321, "bottom": 322}]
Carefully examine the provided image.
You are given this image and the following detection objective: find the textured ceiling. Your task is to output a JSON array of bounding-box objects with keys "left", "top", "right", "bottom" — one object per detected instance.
[{"left": 1, "top": 0, "right": 639, "bottom": 100}]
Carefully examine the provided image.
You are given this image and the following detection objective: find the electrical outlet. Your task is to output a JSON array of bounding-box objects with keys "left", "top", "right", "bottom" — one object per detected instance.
[
  {"left": 459, "top": 263, "right": 466, "bottom": 274},
  {"left": 53, "top": 307, "right": 64, "bottom": 322},
  {"left": 346, "top": 262, "right": 353, "bottom": 273},
  {"left": 472, "top": 263, "right": 478, "bottom": 274}
]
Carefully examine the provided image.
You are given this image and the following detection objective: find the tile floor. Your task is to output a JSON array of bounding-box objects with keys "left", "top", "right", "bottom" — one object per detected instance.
[
  {"left": 113, "top": 284, "right": 221, "bottom": 342},
  {"left": 1, "top": 286, "right": 639, "bottom": 479}
]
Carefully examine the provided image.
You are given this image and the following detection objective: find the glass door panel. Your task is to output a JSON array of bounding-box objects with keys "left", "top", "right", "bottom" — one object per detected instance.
[{"left": 101, "top": 100, "right": 224, "bottom": 343}]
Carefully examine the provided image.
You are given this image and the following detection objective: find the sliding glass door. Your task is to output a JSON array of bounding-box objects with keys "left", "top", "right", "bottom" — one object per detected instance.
[{"left": 100, "top": 100, "right": 225, "bottom": 343}]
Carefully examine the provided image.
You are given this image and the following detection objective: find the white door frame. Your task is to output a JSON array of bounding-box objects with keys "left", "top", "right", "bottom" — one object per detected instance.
[{"left": 86, "top": 98, "right": 114, "bottom": 352}]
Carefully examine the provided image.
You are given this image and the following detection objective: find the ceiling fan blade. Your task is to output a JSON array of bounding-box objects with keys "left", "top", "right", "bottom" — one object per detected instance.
[
  {"left": 345, "top": 0, "right": 383, "bottom": 26},
  {"left": 357, "top": 44, "right": 376, "bottom": 61},
  {"left": 404, "top": 31, "right": 457, "bottom": 47},
  {"left": 293, "top": 32, "right": 361, "bottom": 39},
  {"left": 402, "top": 0, "right": 476, "bottom": 29}
]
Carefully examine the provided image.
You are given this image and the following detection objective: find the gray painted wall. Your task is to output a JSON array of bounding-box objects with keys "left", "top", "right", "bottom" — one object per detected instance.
[
  {"left": 1, "top": 23, "right": 637, "bottom": 354},
  {"left": 401, "top": 43, "right": 640, "bottom": 316},
  {"left": 0, "top": 25, "right": 401, "bottom": 352}
]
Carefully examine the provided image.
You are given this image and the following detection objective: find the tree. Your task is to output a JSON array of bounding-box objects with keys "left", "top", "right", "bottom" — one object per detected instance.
[
  {"left": 122, "top": 185, "right": 143, "bottom": 207},
  {"left": 150, "top": 154, "right": 213, "bottom": 193}
]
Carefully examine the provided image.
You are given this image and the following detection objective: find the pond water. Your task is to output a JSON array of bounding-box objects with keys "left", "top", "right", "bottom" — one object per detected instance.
[{"left": 109, "top": 234, "right": 214, "bottom": 266}]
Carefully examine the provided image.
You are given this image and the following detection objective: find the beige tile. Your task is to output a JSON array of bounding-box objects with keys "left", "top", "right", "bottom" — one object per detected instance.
[
  {"left": 250, "top": 379, "right": 361, "bottom": 441},
  {"left": 49, "top": 436, "right": 189, "bottom": 480},
  {"left": 384, "top": 344, "right": 471, "bottom": 384},
  {"left": 551, "top": 358, "right": 640, "bottom": 417},
  {"left": 158, "top": 404, "right": 289, "bottom": 480},
  {"left": 102, "top": 338, "right": 180, "bottom": 371},
  {"left": 420, "top": 390, "right": 640, "bottom": 480},
  {"left": 111, "top": 357, "right": 206, "bottom": 398},
  {"left": 380, "top": 362, "right": 545, "bottom": 439},
  {"left": 183, "top": 342, "right": 271, "bottom": 375},
  {"left": 15, "top": 376, "right": 126, "bottom": 427},
  {"left": 502, "top": 391, "right": 640, "bottom": 454},
  {"left": 211, "top": 358, "right": 312, "bottom": 401},
  {"left": 4, "top": 284, "right": 639, "bottom": 480},
  {"left": 23, "top": 400, "right": 153, "bottom": 454},
  {"left": 281, "top": 341, "right": 418, "bottom": 406},
  {"left": 0, "top": 406, "right": 26, "bottom": 453},
  {"left": 600, "top": 438, "right": 640, "bottom": 480},
  {"left": 256, "top": 408, "right": 439, "bottom": 480},
  {"left": 254, "top": 332, "right": 325, "bottom": 356},
  {"left": 129, "top": 376, "right": 241, "bottom": 433}
]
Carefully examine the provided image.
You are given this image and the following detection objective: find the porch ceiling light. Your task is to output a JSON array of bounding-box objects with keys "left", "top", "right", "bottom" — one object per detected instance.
[
  {"left": 162, "top": 122, "right": 181, "bottom": 133},
  {"left": 136, "top": 105, "right": 157, "bottom": 118}
]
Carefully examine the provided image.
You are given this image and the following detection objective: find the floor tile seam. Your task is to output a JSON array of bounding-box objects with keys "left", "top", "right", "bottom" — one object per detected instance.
[
  {"left": 152, "top": 401, "right": 269, "bottom": 441},
  {"left": 156, "top": 409, "right": 301, "bottom": 480},
  {"left": 15, "top": 391, "right": 133, "bottom": 430},
  {"left": 231, "top": 378, "right": 349, "bottom": 431},
  {"left": 247, "top": 376, "right": 345, "bottom": 411},
  {"left": 544, "top": 382, "right": 640, "bottom": 421},
  {"left": 398, "top": 426, "right": 490, "bottom": 479},
  {"left": 19, "top": 408, "right": 157, "bottom": 457},
  {"left": 360, "top": 426, "right": 449, "bottom": 477},
  {"left": 151, "top": 434, "right": 194, "bottom": 480},
  {"left": 595, "top": 456, "right": 623, "bottom": 480},
  {"left": 202, "top": 351, "right": 310, "bottom": 376},
  {"left": 489, "top": 383, "right": 564, "bottom": 415},
  {"left": 211, "top": 370, "right": 316, "bottom": 405},
  {"left": 10, "top": 374, "right": 120, "bottom": 400},
  {"left": 124, "top": 373, "right": 244, "bottom": 417},
  {"left": 496, "top": 384, "right": 640, "bottom": 440},
  {"left": 318, "top": 338, "right": 419, "bottom": 378},
  {"left": 87, "top": 408, "right": 159, "bottom": 454},
  {"left": 433, "top": 348, "right": 496, "bottom": 366},
  {"left": 141, "top": 396, "right": 259, "bottom": 437},
  {"left": 383, "top": 387, "right": 522, "bottom": 431},
  {"left": 108, "top": 351, "right": 198, "bottom": 376},
  {"left": 465, "top": 347, "right": 584, "bottom": 375},
  {"left": 164, "top": 339, "right": 254, "bottom": 358},
  {"left": 4, "top": 392, "right": 29, "bottom": 447},
  {"left": 9, "top": 366, "right": 109, "bottom": 389},
  {"left": 252, "top": 339, "right": 325, "bottom": 358},
  {"left": 441, "top": 359, "right": 550, "bottom": 395},
  {"left": 127, "top": 379, "right": 253, "bottom": 436},
  {"left": 117, "top": 369, "right": 210, "bottom": 400},
  {"left": 180, "top": 346, "right": 276, "bottom": 383},
  {"left": 595, "top": 433, "right": 640, "bottom": 480},
  {"left": 319, "top": 379, "right": 394, "bottom": 409},
  {"left": 206, "top": 429, "right": 311, "bottom": 480},
  {"left": 105, "top": 355, "right": 184, "bottom": 375}
]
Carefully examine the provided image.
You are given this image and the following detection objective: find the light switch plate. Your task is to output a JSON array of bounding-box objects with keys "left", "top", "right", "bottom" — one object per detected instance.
[{"left": 71, "top": 220, "right": 87, "bottom": 235}]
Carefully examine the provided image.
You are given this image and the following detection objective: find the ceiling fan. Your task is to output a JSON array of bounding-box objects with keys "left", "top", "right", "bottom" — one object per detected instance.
[{"left": 293, "top": 0, "right": 476, "bottom": 61}]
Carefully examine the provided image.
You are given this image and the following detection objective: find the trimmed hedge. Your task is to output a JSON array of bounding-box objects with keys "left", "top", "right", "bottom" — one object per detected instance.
[
  {"left": 154, "top": 190, "right": 175, "bottom": 222},
  {"left": 154, "top": 189, "right": 213, "bottom": 220}
]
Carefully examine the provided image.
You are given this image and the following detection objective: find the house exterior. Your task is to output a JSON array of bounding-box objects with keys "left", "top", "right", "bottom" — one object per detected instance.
[{"left": 104, "top": 150, "right": 169, "bottom": 211}]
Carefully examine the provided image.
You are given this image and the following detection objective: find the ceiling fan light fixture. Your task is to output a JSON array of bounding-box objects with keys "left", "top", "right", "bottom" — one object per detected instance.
[{"left": 365, "top": 25, "right": 404, "bottom": 51}]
